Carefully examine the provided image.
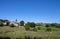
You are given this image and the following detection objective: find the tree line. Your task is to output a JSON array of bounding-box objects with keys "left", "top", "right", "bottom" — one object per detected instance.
[{"left": 0, "top": 19, "right": 60, "bottom": 31}]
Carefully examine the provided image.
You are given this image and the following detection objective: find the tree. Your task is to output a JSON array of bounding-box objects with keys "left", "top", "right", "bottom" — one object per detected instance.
[
  {"left": 0, "top": 22, "right": 4, "bottom": 27},
  {"left": 58, "top": 24, "right": 60, "bottom": 28},
  {"left": 0, "top": 19, "right": 3, "bottom": 22},
  {"left": 45, "top": 24, "right": 50, "bottom": 28},
  {"left": 20, "top": 21, "right": 24, "bottom": 26},
  {"left": 0, "top": 19, "right": 9, "bottom": 22},
  {"left": 15, "top": 19, "right": 18, "bottom": 22},
  {"left": 29, "top": 22, "right": 36, "bottom": 28},
  {"left": 0, "top": 19, "right": 5, "bottom": 22},
  {"left": 55, "top": 24, "right": 60, "bottom": 28},
  {"left": 24, "top": 22, "right": 36, "bottom": 30},
  {"left": 50, "top": 23, "right": 57, "bottom": 27},
  {"left": 24, "top": 24, "right": 30, "bottom": 30},
  {"left": 46, "top": 27, "right": 52, "bottom": 31}
]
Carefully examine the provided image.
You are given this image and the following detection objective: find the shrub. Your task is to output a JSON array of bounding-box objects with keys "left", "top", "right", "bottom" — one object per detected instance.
[
  {"left": 25, "top": 22, "right": 36, "bottom": 28},
  {"left": 10, "top": 24, "right": 15, "bottom": 27},
  {"left": 29, "top": 22, "right": 36, "bottom": 28},
  {"left": 50, "top": 23, "right": 57, "bottom": 27},
  {"left": 0, "top": 22, "right": 4, "bottom": 27},
  {"left": 16, "top": 38, "right": 23, "bottom": 39},
  {"left": 0, "top": 37, "right": 11, "bottom": 39},
  {"left": 0, "top": 32, "right": 2, "bottom": 34},
  {"left": 0, "top": 37, "right": 2, "bottom": 39},
  {"left": 24, "top": 25, "right": 30, "bottom": 30},
  {"left": 25, "top": 36, "right": 31, "bottom": 39},
  {"left": 33, "top": 28, "right": 37, "bottom": 32},
  {"left": 46, "top": 27, "right": 52, "bottom": 31},
  {"left": 4, "top": 37, "right": 11, "bottom": 39},
  {"left": 37, "top": 27, "right": 41, "bottom": 30},
  {"left": 45, "top": 24, "right": 50, "bottom": 28},
  {"left": 33, "top": 37, "right": 41, "bottom": 39}
]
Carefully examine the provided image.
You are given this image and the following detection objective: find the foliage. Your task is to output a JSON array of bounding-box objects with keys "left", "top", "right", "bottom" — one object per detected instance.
[
  {"left": 0, "top": 37, "right": 11, "bottom": 39},
  {"left": 50, "top": 23, "right": 57, "bottom": 27},
  {"left": 20, "top": 21, "right": 24, "bottom": 26},
  {"left": 58, "top": 24, "right": 60, "bottom": 28},
  {"left": 0, "top": 19, "right": 9, "bottom": 22},
  {"left": 37, "top": 26, "right": 41, "bottom": 30},
  {"left": 26, "top": 22, "right": 36, "bottom": 28},
  {"left": 24, "top": 22, "right": 36, "bottom": 30},
  {"left": 0, "top": 22, "right": 4, "bottom": 27},
  {"left": 25, "top": 36, "right": 31, "bottom": 39},
  {"left": 0, "top": 26, "right": 60, "bottom": 39},
  {"left": 50, "top": 23, "right": 60, "bottom": 28},
  {"left": 10, "top": 24, "right": 15, "bottom": 27},
  {"left": 45, "top": 24, "right": 50, "bottom": 28},
  {"left": 0, "top": 19, "right": 10, "bottom": 26},
  {"left": 46, "top": 27, "right": 52, "bottom": 31},
  {"left": 33, "top": 37, "right": 41, "bottom": 39},
  {"left": 15, "top": 19, "right": 18, "bottom": 22},
  {"left": 24, "top": 24, "right": 30, "bottom": 30},
  {"left": 33, "top": 28, "right": 37, "bottom": 32},
  {"left": 29, "top": 22, "right": 36, "bottom": 28}
]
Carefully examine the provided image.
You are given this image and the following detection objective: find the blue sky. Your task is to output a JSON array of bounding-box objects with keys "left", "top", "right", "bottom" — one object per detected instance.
[{"left": 0, "top": 0, "right": 60, "bottom": 23}]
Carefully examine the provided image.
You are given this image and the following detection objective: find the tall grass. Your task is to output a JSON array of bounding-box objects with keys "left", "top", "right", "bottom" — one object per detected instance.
[{"left": 0, "top": 26, "right": 60, "bottom": 39}]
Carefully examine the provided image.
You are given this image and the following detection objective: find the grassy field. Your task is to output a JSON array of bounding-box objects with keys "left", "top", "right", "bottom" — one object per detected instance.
[{"left": 0, "top": 26, "right": 60, "bottom": 39}]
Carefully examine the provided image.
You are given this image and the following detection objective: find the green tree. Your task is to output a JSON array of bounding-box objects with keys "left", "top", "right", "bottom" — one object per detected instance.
[
  {"left": 29, "top": 22, "right": 36, "bottom": 28},
  {"left": 58, "top": 24, "right": 60, "bottom": 28},
  {"left": 46, "top": 27, "right": 52, "bottom": 31},
  {"left": 50, "top": 23, "right": 57, "bottom": 27},
  {"left": 55, "top": 24, "right": 60, "bottom": 28},
  {"left": 0, "top": 19, "right": 9, "bottom": 22},
  {"left": 20, "top": 21, "right": 24, "bottom": 26},
  {"left": 24, "top": 22, "right": 30, "bottom": 30},
  {"left": 0, "top": 22, "right": 4, "bottom": 27},
  {"left": 24, "top": 24, "right": 30, "bottom": 30},
  {"left": 0, "top": 19, "right": 3, "bottom": 22},
  {"left": 15, "top": 19, "right": 18, "bottom": 22},
  {"left": 37, "top": 26, "right": 41, "bottom": 30},
  {"left": 45, "top": 24, "right": 50, "bottom": 28},
  {"left": 24, "top": 22, "right": 36, "bottom": 30}
]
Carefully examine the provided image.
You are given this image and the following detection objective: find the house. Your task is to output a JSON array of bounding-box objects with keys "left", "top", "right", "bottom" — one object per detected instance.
[
  {"left": 10, "top": 22, "right": 19, "bottom": 26},
  {"left": 3, "top": 22, "right": 7, "bottom": 25}
]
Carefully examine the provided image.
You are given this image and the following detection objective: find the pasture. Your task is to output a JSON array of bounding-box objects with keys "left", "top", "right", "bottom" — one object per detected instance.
[{"left": 0, "top": 26, "right": 60, "bottom": 39}]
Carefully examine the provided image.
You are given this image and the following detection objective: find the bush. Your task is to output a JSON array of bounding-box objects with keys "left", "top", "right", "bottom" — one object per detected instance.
[
  {"left": 16, "top": 38, "right": 23, "bottom": 39},
  {"left": 33, "top": 28, "right": 37, "bottom": 32},
  {"left": 46, "top": 27, "right": 52, "bottom": 31},
  {"left": 4, "top": 37, "right": 11, "bottom": 39},
  {"left": 45, "top": 24, "right": 50, "bottom": 28},
  {"left": 25, "top": 22, "right": 36, "bottom": 28},
  {"left": 0, "top": 22, "right": 4, "bottom": 27},
  {"left": 25, "top": 36, "right": 31, "bottom": 39},
  {"left": 24, "top": 22, "right": 36, "bottom": 30},
  {"left": 37, "top": 27, "right": 41, "bottom": 30},
  {"left": 24, "top": 25, "right": 30, "bottom": 30},
  {"left": 10, "top": 24, "right": 15, "bottom": 27},
  {"left": 0, "top": 37, "right": 11, "bottom": 39},
  {"left": 33, "top": 37, "right": 41, "bottom": 39},
  {"left": 29, "top": 22, "right": 36, "bottom": 28}
]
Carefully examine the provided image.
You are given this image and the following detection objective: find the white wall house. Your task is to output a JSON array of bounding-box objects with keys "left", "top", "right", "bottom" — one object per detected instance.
[{"left": 10, "top": 22, "right": 19, "bottom": 26}]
